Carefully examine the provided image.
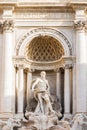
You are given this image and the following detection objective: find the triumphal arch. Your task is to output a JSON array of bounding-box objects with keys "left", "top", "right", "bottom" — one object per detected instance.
[{"left": 0, "top": 0, "right": 87, "bottom": 130}]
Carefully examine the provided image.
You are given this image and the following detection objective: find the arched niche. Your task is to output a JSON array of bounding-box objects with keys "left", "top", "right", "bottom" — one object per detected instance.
[
  {"left": 24, "top": 35, "right": 65, "bottom": 62},
  {"left": 14, "top": 28, "right": 73, "bottom": 115},
  {"left": 15, "top": 27, "right": 72, "bottom": 57}
]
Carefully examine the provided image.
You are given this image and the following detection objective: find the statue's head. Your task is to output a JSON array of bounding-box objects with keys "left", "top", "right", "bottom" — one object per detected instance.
[{"left": 40, "top": 71, "right": 46, "bottom": 78}]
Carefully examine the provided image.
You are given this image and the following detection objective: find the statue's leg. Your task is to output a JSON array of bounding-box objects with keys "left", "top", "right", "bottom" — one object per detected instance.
[
  {"left": 44, "top": 94, "right": 54, "bottom": 114},
  {"left": 37, "top": 93, "right": 44, "bottom": 114}
]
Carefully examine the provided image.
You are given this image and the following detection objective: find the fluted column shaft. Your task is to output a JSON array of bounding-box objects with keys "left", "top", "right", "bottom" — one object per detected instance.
[
  {"left": 27, "top": 69, "right": 33, "bottom": 104},
  {"left": 64, "top": 65, "right": 70, "bottom": 114},
  {"left": 75, "top": 21, "right": 87, "bottom": 113},
  {"left": 0, "top": 24, "right": 3, "bottom": 112},
  {"left": 18, "top": 65, "right": 24, "bottom": 115},
  {"left": 2, "top": 20, "right": 14, "bottom": 113},
  {"left": 56, "top": 69, "right": 61, "bottom": 102}
]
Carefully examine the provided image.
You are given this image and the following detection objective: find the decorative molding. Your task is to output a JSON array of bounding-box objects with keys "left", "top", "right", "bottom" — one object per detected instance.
[
  {"left": 64, "top": 64, "right": 73, "bottom": 69},
  {"left": 63, "top": 56, "right": 74, "bottom": 69},
  {"left": 74, "top": 20, "right": 86, "bottom": 30},
  {"left": 13, "top": 56, "right": 64, "bottom": 70},
  {"left": 16, "top": 27, "right": 72, "bottom": 56},
  {"left": 13, "top": 56, "right": 74, "bottom": 70},
  {"left": 3, "top": 20, "right": 14, "bottom": 32}
]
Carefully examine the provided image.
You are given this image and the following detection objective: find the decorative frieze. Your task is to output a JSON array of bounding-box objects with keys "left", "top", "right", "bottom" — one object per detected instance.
[{"left": 14, "top": 12, "right": 74, "bottom": 20}]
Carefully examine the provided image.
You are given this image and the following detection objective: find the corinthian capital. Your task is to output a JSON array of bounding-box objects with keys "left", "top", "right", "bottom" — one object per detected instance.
[
  {"left": 3, "top": 20, "right": 14, "bottom": 32},
  {"left": 74, "top": 20, "right": 86, "bottom": 30},
  {"left": 64, "top": 64, "right": 73, "bottom": 69}
]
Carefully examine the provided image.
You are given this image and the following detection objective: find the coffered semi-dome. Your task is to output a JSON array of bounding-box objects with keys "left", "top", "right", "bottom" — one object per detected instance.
[{"left": 25, "top": 35, "right": 65, "bottom": 62}]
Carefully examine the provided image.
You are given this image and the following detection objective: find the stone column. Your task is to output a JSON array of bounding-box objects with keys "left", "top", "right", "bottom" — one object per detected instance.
[
  {"left": 75, "top": 20, "right": 87, "bottom": 113},
  {"left": 18, "top": 65, "right": 24, "bottom": 115},
  {"left": 27, "top": 69, "right": 33, "bottom": 104},
  {"left": 56, "top": 68, "right": 61, "bottom": 102},
  {"left": 14, "top": 65, "right": 18, "bottom": 113},
  {"left": 0, "top": 22, "right": 3, "bottom": 112},
  {"left": 72, "top": 63, "right": 76, "bottom": 114},
  {"left": 2, "top": 20, "right": 14, "bottom": 113},
  {"left": 64, "top": 64, "right": 70, "bottom": 115}
]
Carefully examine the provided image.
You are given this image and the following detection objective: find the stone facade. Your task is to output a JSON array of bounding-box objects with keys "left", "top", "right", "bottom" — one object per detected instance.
[{"left": 0, "top": 0, "right": 87, "bottom": 129}]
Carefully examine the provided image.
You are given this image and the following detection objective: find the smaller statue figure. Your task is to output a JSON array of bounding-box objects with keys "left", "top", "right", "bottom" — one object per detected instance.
[{"left": 31, "top": 71, "right": 54, "bottom": 115}]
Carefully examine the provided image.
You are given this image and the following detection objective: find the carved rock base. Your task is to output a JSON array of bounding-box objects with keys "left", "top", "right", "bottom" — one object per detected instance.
[{"left": 19, "top": 112, "right": 70, "bottom": 130}]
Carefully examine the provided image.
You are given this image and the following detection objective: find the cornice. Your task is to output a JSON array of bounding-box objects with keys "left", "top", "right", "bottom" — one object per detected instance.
[
  {"left": 0, "top": 4, "right": 74, "bottom": 13},
  {"left": 0, "top": 1, "right": 87, "bottom": 13},
  {"left": 14, "top": 7, "right": 74, "bottom": 13},
  {"left": 70, "top": 2, "right": 87, "bottom": 11}
]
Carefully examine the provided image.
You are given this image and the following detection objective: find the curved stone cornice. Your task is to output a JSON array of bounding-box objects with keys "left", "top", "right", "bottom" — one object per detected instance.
[
  {"left": 3, "top": 20, "right": 14, "bottom": 32},
  {"left": 74, "top": 20, "right": 86, "bottom": 30}
]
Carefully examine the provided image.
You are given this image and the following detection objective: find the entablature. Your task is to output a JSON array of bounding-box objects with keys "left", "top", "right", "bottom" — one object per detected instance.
[{"left": 13, "top": 56, "right": 75, "bottom": 70}]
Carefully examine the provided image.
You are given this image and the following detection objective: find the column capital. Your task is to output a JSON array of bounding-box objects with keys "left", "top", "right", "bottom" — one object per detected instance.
[
  {"left": 54, "top": 68, "right": 60, "bottom": 73},
  {"left": 3, "top": 20, "right": 14, "bottom": 32},
  {"left": 17, "top": 64, "right": 24, "bottom": 70},
  {"left": 27, "top": 68, "right": 35, "bottom": 73},
  {"left": 74, "top": 20, "right": 86, "bottom": 30},
  {"left": 64, "top": 64, "right": 73, "bottom": 69}
]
